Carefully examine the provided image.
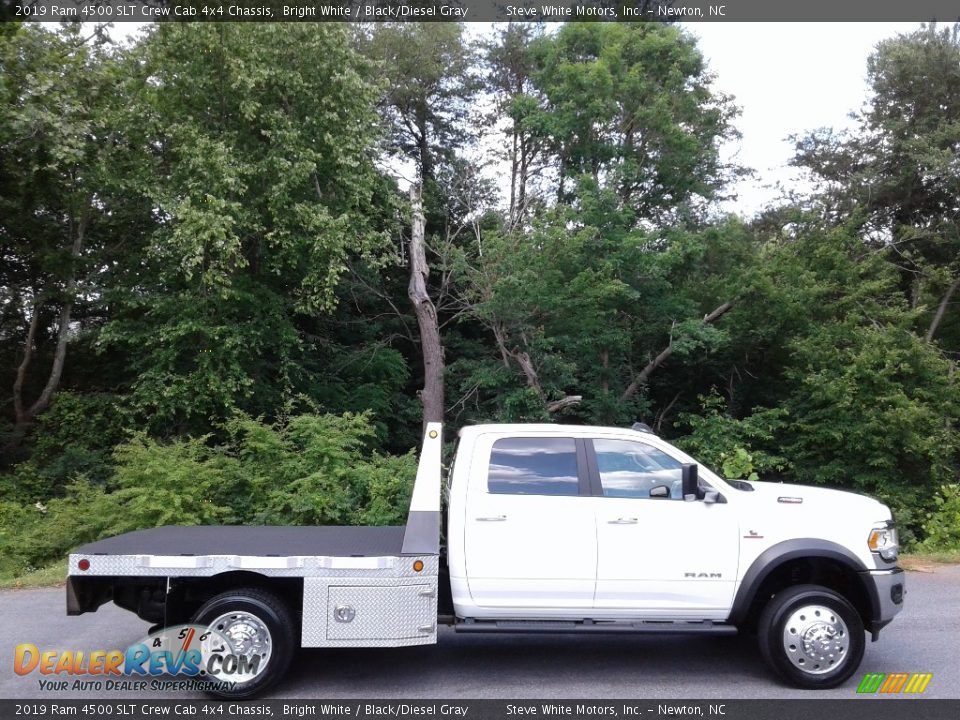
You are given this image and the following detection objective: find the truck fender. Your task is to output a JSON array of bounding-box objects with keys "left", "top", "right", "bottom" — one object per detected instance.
[{"left": 728, "top": 538, "right": 873, "bottom": 626}]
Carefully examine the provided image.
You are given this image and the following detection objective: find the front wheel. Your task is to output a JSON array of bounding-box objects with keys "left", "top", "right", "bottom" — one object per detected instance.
[
  {"left": 758, "top": 584, "right": 865, "bottom": 689},
  {"left": 192, "top": 588, "right": 296, "bottom": 699}
]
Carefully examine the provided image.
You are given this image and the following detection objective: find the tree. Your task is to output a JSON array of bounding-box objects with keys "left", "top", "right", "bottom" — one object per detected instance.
[
  {"left": 407, "top": 184, "right": 444, "bottom": 426},
  {"left": 98, "top": 24, "right": 393, "bottom": 433},
  {"left": 483, "top": 23, "right": 548, "bottom": 226},
  {"left": 356, "top": 24, "right": 482, "bottom": 426},
  {"left": 448, "top": 24, "right": 744, "bottom": 423},
  {"left": 0, "top": 25, "right": 130, "bottom": 434},
  {"left": 794, "top": 23, "right": 960, "bottom": 346},
  {"left": 357, "top": 23, "right": 478, "bottom": 190},
  {"left": 759, "top": 219, "right": 959, "bottom": 522},
  {"left": 450, "top": 197, "right": 752, "bottom": 425},
  {"left": 530, "top": 22, "right": 741, "bottom": 223}
]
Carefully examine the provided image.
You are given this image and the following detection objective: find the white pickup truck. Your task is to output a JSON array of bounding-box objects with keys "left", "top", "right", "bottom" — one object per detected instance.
[{"left": 66, "top": 422, "right": 904, "bottom": 697}]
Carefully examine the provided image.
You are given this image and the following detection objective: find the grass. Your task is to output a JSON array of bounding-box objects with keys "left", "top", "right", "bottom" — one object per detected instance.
[
  {"left": 0, "top": 560, "right": 67, "bottom": 590},
  {"left": 899, "top": 549, "right": 960, "bottom": 571}
]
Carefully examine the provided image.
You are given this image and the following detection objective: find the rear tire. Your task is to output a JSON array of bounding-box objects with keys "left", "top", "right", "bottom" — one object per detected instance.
[
  {"left": 191, "top": 587, "right": 296, "bottom": 699},
  {"left": 758, "top": 584, "right": 864, "bottom": 689}
]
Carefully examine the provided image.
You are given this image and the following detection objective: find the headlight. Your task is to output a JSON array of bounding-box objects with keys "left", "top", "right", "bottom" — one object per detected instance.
[{"left": 868, "top": 523, "right": 899, "bottom": 562}]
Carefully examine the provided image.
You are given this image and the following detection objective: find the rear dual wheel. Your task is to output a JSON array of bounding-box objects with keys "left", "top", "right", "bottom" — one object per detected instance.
[
  {"left": 192, "top": 588, "right": 296, "bottom": 699},
  {"left": 758, "top": 584, "right": 865, "bottom": 689}
]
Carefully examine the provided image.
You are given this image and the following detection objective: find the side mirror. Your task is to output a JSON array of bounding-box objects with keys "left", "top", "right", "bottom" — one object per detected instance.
[
  {"left": 681, "top": 463, "right": 699, "bottom": 501},
  {"left": 703, "top": 489, "right": 720, "bottom": 505},
  {"left": 649, "top": 484, "right": 670, "bottom": 499}
]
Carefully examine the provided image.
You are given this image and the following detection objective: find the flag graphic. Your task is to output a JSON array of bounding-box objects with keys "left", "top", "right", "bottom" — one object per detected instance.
[{"left": 857, "top": 672, "right": 932, "bottom": 694}]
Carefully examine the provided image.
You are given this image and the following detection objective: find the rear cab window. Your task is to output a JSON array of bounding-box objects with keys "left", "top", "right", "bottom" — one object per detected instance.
[{"left": 487, "top": 437, "right": 579, "bottom": 496}]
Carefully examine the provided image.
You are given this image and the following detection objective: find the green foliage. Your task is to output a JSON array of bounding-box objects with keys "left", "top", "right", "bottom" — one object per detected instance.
[
  {"left": 225, "top": 412, "right": 417, "bottom": 527},
  {"left": 0, "top": 393, "right": 125, "bottom": 509},
  {"left": 0, "top": 439, "right": 235, "bottom": 577},
  {"left": 0, "top": 413, "right": 417, "bottom": 578},
  {"left": 142, "top": 23, "right": 389, "bottom": 307},
  {"left": 357, "top": 23, "right": 478, "bottom": 182},
  {"left": 0, "top": 480, "right": 112, "bottom": 578},
  {"left": 748, "top": 222, "right": 960, "bottom": 508},
  {"left": 529, "top": 22, "right": 740, "bottom": 219},
  {"left": 309, "top": 345, "right": 419, "bottom": 449},
  {"left": 99, "top": 282, "right": 304, "bottom": 433},
  {"left": 108, "top": 436, "right": 237, "bottom": 529},
  {"left": 794, "top": 23, "right": 960, "bottom": 350},
  {"left": 784, "top": 323, "right": 958, "bottom": 493},
  {"left": 452, "top": 205, "right": 754, "bottom": 427},
  {"left": 675, "top": 393, "right": 788, "bottom": 480},
  {"left": 95, "top": 23, "right": 395, "bottom": 435},
  {"left": 0, "top": 500, "right": 35, "bottom": 577},
  {"left": 921, "top": 485, "right": 960, "bottom": 551},
  {"left": 719, "top": 448, "right": 760, "bottom": 483},
  {"left": 4, "top": 23, "right": 960, "bottom": 574},
  {"left": 0, "top": 24, "right": 153, "bottom": 437},
  {"left": 0, "top": 393, "right": 128, "bottom": 503}
]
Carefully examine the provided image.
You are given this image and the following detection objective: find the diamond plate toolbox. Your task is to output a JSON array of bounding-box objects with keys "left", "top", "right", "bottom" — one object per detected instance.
[{"left": 301, "top": 577, "right": 438, "bottom": 647}]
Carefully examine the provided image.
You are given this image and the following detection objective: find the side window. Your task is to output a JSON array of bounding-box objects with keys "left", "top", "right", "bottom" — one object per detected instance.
[
  {"left": 487, "top": 437, "right": 579, "bottom": 496},
  {"left": 593, "top": 438, "right": 683, "bottom": 499}
]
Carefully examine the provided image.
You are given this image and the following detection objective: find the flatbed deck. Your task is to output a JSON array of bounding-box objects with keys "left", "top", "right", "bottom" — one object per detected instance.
[
  {"left": 74, "top": 525, "right": 407, "bottom": 558},
  {"left": 67, "top": 423, "right": 445, "bottom": 656}
]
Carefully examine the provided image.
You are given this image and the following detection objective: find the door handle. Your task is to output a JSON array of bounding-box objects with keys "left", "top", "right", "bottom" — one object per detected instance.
[
  {"left": 476, "top": 515, "right": 507, "bottom": 522},
  {"left": 608, "top": 517, "right": 638, "bottom": 525}
]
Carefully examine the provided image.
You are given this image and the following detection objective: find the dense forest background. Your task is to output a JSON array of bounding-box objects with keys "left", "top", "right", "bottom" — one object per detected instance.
[{"left": 2, "top": 21, "right": 960, "bottom": 581}]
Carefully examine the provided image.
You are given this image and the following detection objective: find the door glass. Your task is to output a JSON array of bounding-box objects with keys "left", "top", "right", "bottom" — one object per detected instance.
[
  {"left": 593, "top": 438, "right": 683, "bottom": 499},
  {"left": 488, "top": 437, "right": 579, "bottom": 496}
]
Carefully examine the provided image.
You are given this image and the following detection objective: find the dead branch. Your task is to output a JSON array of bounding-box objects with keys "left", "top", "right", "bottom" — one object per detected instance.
[{"left": 621, "top": 301, "right": 734, "bottom": 401}]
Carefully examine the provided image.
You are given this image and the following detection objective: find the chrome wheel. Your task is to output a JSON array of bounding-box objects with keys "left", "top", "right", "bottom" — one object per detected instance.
[
  {"left": 207, "top": 610, "right": 272, "bottom": 683},
  {"left": 193, "top": 588, "right": 295, "bottom": 699},
  {"left": 781, "top": 603, "right": 848, "bottom": 675},
  {"left": 759, "top": 584, "right": 864, "bottom": 688}
]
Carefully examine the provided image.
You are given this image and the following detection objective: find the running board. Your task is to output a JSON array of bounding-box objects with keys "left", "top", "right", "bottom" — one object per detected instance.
[{"left": 454, "top": 619, "right": 737, "bottom": 635}]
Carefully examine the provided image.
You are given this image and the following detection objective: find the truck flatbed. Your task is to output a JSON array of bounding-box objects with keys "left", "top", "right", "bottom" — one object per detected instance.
[{"left": 74, "top": 525, "right": 407, "bottom": 558}]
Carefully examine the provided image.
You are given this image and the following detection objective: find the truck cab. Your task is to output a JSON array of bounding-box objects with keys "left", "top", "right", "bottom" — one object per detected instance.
[{"left": 446, "top": 424, "right": 904, "bottom": 687}]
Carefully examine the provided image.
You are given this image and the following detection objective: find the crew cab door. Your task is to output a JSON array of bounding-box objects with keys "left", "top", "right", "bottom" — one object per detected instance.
[
  {"left": 589, "top": 437, "right": 739, "bottom": 618},
  {"left": 463, "top": 434, "right": 596, "bottom": 609}
]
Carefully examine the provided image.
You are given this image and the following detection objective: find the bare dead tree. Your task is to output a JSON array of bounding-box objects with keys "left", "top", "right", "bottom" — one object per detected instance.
[{"left": 407, "top": 184, "right": 445, "bottom": 429}]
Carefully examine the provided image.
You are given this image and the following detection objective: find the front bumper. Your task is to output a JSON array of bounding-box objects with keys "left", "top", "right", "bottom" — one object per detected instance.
[{"left": 860, "top": 567, "right": 905, "bottom": 640}]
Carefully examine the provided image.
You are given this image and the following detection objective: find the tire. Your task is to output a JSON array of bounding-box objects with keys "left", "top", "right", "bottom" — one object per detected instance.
[
  {"left": 757, "top": 584, "right": 865, "bottom": 689},
  {"left": 191, "top": 587, "right": 297, "bottom": 699}
]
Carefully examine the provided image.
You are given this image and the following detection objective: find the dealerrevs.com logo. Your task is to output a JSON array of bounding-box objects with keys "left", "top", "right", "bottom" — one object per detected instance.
[
  {"left": 856, "top": 672, "right": 933, "bottom": 694},
  {"left": 13, "top": 624, "right": 264, "bottom": 693}
]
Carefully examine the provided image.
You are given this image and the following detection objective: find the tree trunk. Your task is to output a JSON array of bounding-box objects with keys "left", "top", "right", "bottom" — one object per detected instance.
[
  {"left": 415, "top": 107, "right": 433, "bottom": 186},
  {"left": 12, "top": 297, "right": 41, "bottom": 425},
  {"left": 12, "top": 212, "right": 88, "bottom": 429},
  {"left": 408, "top": 184, "right": 444, "bottom": 429},
  {"left": 517, "top": 136, "right": 530, "bottom": 224},
  {"left": 490, "top": 323, "right": 580, "bottom": 414},
  {"left": 621, "top": 301, "right": 734, "bottom": 401},
  {"left": 546, "top": 395, "right": 582, "bottom": 414},
  {"left": 926, "top": 274, "right": 960, "bottom": 343},
  {"left": 492, "top": 323, "right": 513, "bottom": 369},
  {"left": 509, "top": 127, "right": 518, "bottom": 224}
]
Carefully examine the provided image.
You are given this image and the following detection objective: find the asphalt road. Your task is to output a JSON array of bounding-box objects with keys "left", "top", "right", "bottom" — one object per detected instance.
[{"left": 2, "top": 565, "right": 957, "bottom": 700}]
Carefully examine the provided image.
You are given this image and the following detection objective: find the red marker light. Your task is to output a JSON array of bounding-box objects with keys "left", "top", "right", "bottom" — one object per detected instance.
[{"left": 78, "top": 559, "right": 90, "bottom": 571}]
